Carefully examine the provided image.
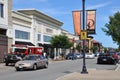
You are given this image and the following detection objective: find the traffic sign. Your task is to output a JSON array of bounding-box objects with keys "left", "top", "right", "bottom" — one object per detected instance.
[{"left": 80, "top": 30, "right": 87, "bottom": 40}]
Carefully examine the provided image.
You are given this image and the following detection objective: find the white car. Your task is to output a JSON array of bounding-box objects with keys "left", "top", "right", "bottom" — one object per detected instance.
[
  {"left": 15, "top": 54, "right": 48, "bottom": 71},
  {"left": 85, "top": 53, "right": 95, "bottom": 59},
  {"left": 75, "top": 53, "right": 83, "bottom": 59}
]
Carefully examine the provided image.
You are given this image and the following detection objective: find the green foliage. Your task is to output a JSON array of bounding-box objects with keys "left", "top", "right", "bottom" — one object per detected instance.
[
  {"left": 91, "top": 46, "right": 98, "bottom": 53},
  {"left": 76, "top": 45, "right": 82, "bottom": 52},
  {"left": 102, "top": 12, "right": 120, "bottom": 48},
  {"left": 50, "top": 35, "right": 73, "bottom": 49},
  {"left": 84, "top": 46, "right": 89, "bottom": 52}
]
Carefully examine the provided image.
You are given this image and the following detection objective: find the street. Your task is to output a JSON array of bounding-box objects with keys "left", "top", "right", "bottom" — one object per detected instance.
[{"left": 0, "top": 58, "right": 118, "bottom": 80}]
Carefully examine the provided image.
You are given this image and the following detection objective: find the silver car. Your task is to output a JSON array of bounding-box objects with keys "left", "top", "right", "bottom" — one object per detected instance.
[
  {"left": 15, "top": 54, "right": 48, "bottom": 71},
  {"left": 85, "top": 53, "right": 95, "bottom": 59}
]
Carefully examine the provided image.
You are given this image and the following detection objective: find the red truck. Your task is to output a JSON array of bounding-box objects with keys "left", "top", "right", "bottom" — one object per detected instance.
[
  {"left": 10, "top": 44, "right": 44, "bottom": 55},
  {"left": 4, "top": 45, "right": 44, "bottom": 66}
]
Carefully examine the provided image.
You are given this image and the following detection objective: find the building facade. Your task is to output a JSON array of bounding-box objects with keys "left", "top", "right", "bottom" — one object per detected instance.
[
  {"left": 12, "top": 9, "right": 65, "bottom": 58},
  {"left": 0, "top": 0, "right": 12, "bottom": 62}
]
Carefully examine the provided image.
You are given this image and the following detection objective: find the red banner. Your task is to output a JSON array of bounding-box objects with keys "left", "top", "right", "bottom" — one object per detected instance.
[
  {"left": 72, "top": 11, "right": 81, "bottom": 36},
  {"left": 86, "top": 10, "right": 96, "bottom": 34}
]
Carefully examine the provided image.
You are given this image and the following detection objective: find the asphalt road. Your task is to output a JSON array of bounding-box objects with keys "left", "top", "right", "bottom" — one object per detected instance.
[{"left": 0, "top": 58, "right": 118, "bottom": 80}]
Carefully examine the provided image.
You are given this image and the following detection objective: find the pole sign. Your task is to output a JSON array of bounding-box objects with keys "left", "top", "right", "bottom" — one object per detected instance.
[
  {"left": 86, "top": 10, "right": 96, "bottom": 34},
  {"left": 80, "top": 30, "right": 87, "bottom": 40}
]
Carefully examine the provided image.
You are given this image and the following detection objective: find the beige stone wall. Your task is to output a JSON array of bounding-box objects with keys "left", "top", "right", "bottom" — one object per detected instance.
[
  {"left": 8, "top": 0, "right": 12, "bottom": 28},
  {"left": 8, "top": 38, "right": 13, "bottom": 53},
  {"left": 8, "top": 0, "right": 13, "bottom": 53}
]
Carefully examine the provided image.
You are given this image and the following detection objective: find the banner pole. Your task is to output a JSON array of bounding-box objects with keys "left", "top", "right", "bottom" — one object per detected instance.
[{"left": 81, "top": 0, "right": 88, "bottom": 74}]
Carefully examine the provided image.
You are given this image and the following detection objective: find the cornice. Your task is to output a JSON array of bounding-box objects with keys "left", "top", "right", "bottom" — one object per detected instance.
[{"left": 17, "top": 9, "right": 63, "bottom": 27}]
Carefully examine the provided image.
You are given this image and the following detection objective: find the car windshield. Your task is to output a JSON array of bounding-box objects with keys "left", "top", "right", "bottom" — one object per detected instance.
[
  {"left": 86, "top": 53, "right": 93, "bottom": 55},
  {"left": 23, "top": 55, "right": 38, "bottom": 60},
  {"left": 68, "top": 53, "right": 74, "bottom": 56},
  {"left": 99, "top": 53, "right": 105, "bottom": 56},
  {"left": 108, "top": 52, "right": 116, "bottom": 55},
  {"left": 118, "top": 53, "right": 120, "bottom": 55},
  {"left": 76, "top": 53, "right": 81, "bottom": 55}
]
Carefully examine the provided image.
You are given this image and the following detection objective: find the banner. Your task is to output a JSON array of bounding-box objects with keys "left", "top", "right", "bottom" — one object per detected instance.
[
  {"left": 72, "top": 11, "right": 81, "bottom": 36},
  {"left": 86, "top": 10, "right": 96, "bottom": 34}
]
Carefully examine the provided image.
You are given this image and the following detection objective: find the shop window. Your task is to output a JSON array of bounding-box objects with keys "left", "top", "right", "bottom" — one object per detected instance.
[
  {"left": 43, "top": 35, "right": 51, "bottom": 42},
  {"left": 15, "top": 30, "right": 30, "bottom": 40},
  {"left": 37, "top": 34, "right": 41, "bottom": 41},
  {"left": 0, "top": 3, "right": 4, "bottom": 18}
]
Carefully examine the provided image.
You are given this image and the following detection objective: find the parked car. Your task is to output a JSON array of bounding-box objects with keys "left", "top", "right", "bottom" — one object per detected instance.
[
  {"left": 97, "top": 52, "right": 118, "bottom": 65},
  {"left": 4, "top": 54, "right": 22, "bottom": 66},
  {"left": 15, "top": 54, "right": 48, "bottom": 71},
  {"left": 94, "top": 52, "right": 100, "bottom": 57},
  {"left": 117, "top": 52, "right": 120, "bottom": 60},
  {"left": 108, "top": 51, "right": 119, "bottom": 63},
  {"left": 75, "top": 53, "right": 83, "bottom": 59},
  {"left": 66, "top": 53, "right": 77, "bottom": 60},
  {"left": 85, "top": 53, "right": 95, "bottom": 59}
]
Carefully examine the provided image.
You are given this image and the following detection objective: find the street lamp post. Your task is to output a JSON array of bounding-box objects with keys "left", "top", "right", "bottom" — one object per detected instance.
[{"left": 81, "top": 0, "right": 88, "bottom": 74}]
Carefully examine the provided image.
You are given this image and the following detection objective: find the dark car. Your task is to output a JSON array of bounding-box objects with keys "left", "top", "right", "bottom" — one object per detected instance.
[
  {"left": 108, "top": 51, "right": 119, "bottom": 62},
  {"left": 117, "top": 52, "right": 120, "bottom": 60},
  {"left": 97, "top": 52, "right": 118, "bottom": 65},
  {"left": 66, "top": 53, "right": 77, "bottom": 60},
  {"left": 4, "top": 54, "right": 22, "bottom": 66}
]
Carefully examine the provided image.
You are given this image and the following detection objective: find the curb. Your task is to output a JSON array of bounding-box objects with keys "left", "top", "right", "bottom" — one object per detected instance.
[
  {"left": 56, "top": 72, "right": 77, "bottom": 80},
  {"left": 115, "top": 64, "right": 120, "bottom": 71},
  {"left": 55, "top": 69, "right": 96, "bottom": 80}
]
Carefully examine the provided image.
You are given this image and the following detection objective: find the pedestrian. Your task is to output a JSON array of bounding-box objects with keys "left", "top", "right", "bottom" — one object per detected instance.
[{"left": 43, "top": 52, "right": 47, "bottom": 58}]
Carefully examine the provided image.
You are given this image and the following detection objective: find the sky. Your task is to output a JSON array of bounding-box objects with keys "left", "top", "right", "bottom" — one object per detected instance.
[{"left": 12, "top": 0, "right": 120, "bottom": 48}]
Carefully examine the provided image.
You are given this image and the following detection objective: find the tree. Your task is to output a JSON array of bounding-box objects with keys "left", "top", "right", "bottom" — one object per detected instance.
[
  {"left": 91, "top": 46, "right": 98, "bottom": 53},
  {"left": 102, "top": 12, "right": 120, "bottom": 48},
  {"left": 76, "top": 45, "right": 82, "bottom": 52},
  {"left": 50, "top": 35, "right": 73, "bottom": 48},
  {"left": 50, "top": 35, "right": 73, "bottom": 59}
]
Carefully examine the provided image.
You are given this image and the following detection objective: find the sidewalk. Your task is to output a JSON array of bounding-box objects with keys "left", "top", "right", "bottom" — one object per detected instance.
[
  {"left": 0, "top": 63, "right": 15, "bottom": 72},
  {"left": 56, "top": 64, "right": 120, "bottom": 80}
]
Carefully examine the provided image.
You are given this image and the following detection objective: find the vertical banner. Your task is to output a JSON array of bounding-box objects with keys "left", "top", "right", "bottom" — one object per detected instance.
[
  {"left": 72, "top": 11, "right": 81, "bottom": 36},
  {"left": 86, "top": 10, "right": 96, "bottom": 34}
]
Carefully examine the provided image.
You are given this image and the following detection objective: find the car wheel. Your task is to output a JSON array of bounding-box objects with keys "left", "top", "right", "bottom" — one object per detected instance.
[
  {"left": 33, "top": 64, "right": 37, "bottom": 70},
  {"left": 114, "top": 61, "right": 117, "bottom": 65},
  {"left": 97, "top": 60, "right": 101, "bottom": 64},
  {"left": 97, "top": 62, "right": 100, "bottom": 64},
  {"left": 44, "top": 63, "right": 48, "bottom": 68},
  {"left": 5, "top": 63, "right": 9, "bottom": 66},
  {"left": 72, "top": 57, "right": 74, "bottom": 60},
  {"left": 16, "top": 68, "right": 20, "bottom": 71}
]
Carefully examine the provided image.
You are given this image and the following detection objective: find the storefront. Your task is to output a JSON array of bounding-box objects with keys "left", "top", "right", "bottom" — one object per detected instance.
[{"left": 0, "top": 29, "right": 8, "bottom": 62}]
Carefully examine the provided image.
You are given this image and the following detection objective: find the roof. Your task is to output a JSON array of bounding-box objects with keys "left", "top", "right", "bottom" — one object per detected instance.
[
  {"left": 92, "top": 40, "right": 100, "bottom": 44},
  {"left": 17, "top": 9, "right": 63, "bottom": 27}
]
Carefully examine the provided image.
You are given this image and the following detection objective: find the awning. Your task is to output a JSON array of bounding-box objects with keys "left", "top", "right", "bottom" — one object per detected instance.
[
  {"left": 15, "top": 41, "right": 35, "bottom": 46},
  {"left": 43, "top": 44, "right": 54, "bottom": 48},
  {"left": 38, "top": 43, "right": 43, "bottom": 46}
]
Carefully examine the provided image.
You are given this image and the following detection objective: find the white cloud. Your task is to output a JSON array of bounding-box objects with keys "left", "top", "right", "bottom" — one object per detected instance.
[
  {"left": 41, "top": 8, "right": 71, "bottom": 15},
  {"left": 86, "top": 2, "right": 112, "bottom": 9}
]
